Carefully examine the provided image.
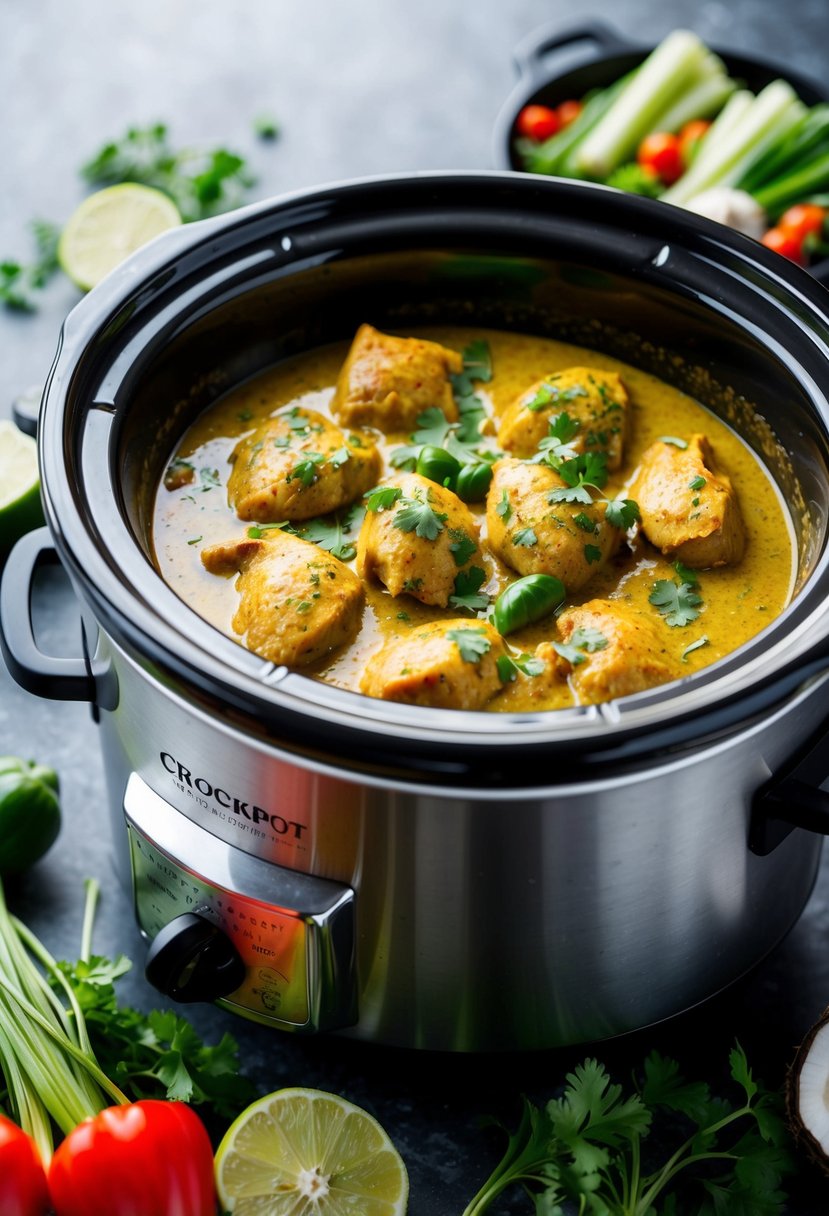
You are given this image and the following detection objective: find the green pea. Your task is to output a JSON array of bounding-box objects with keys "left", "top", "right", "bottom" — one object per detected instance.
[
  {"left": 493, "top": 574, "right": 566, "bottom": 636},
  {"left": 455, "top": 462, "right": 493, "bottom": 502},
  {"left": 416, "top": 445, "right": 461, "bottom": 489}
]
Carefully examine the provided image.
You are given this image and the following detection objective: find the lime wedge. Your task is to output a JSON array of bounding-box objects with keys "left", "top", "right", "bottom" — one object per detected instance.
[
  {"left": 58, "top": 183, "right": 182, "bottom": 291},
  {"left": 0, "top": 420, "right": 44, "bottom": 554},
  {"left": 214, "top": 1087, "right": 409, "bottom": 1215}
]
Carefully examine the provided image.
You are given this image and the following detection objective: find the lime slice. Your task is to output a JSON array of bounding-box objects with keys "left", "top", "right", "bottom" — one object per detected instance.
[
  {"left": 0, "top": 420, "right": 44, "bottom": 554},
  {"left": 58, "top": 183, "right": 182, "bottom": 291},
  {"left": 215, "top": 1087, "right": 409, "bottom": 1215}
]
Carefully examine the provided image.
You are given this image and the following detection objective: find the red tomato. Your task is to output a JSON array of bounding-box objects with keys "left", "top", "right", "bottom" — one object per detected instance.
[
  {"left": 515, "top": 104, "right": 561, "bottom": 142},
  {"left": 678, "top": 119, "right": 711, "bottom": 166},
  {"left": 0, "top": 1115, "right": 50, "bottom": 1216},
  {"left": 761, "top": 226, "right": 806, "bottom": 264},
  {"left": 48, "top": 1101, "right": 216, "bottom": 1216},
  {"left": 777, "top": 202, "right": 826, "bottom": 243},
  {"left": 637, "top": 132, "right": 684, "bottom": 186},
  {"left": 556, "top": 99, "right": 583, "bottom": 128}
]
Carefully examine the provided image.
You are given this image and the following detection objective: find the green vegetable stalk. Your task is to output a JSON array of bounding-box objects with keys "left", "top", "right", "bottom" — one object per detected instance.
[{"left": 0, "top": 757, "right": 60, "bottom": 875}]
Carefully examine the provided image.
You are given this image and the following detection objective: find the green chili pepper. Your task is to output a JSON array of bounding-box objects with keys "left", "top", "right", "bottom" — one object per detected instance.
[
  {"left": 416, "top": 445, "right": 461, "bottom": 490},
  {"left": 455, "top": 462, "right": 493, "bottom": 502},
  {"left": 0, "top": 756, "right": 60, "bottom": 875},
  {"left": 493, "top": 574, "right": 566, "bottom": 635}
]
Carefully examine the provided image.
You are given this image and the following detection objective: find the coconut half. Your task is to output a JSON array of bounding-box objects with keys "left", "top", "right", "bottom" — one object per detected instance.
[{"left": 788, "top": 1006, "right": 829, "bottom": 1169}]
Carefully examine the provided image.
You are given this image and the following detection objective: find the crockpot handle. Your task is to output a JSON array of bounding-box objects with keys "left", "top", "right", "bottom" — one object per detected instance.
[
  {"left": 749, "top": 732, "right": 829, "bottom": 855},
  {"left": 0, "top": 528, "right": 95, "bottom": 702},
  {"left": 512, "top": 21, "right": 634, "bottom": 84}
]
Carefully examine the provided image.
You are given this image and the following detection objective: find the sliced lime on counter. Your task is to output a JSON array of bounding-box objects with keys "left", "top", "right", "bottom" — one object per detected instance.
[
  {"left": 58, "top": 183, "right": 182, "bottom": 291},
  {"left": 214, "top": 1087, "right": 409, "bottom": 1215},
  {"left": 0, "top": 420, "right": 44, "bottom": 554}
]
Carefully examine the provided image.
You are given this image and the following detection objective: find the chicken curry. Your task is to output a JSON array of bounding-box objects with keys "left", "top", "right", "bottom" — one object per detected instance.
[{"left": 152, "top": 325, "right": 794, "bottom": 712}]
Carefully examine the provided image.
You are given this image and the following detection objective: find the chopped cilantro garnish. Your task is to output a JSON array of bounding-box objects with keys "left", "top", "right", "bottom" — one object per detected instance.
[
  {"left": 650, "top": 578, "right": 703, "bottom": 627},
  {"left": 584, "top": 544, "right": 602, "bottom": 564},
  {"left": 414, "top": 407, "right": 453, "bottom": 447},
  {"left": 447, "top": 627, "right": 492, "bottom": 663},
  {"left": 660, "top": 435, "right": 688, "bottom": 448},
  {"left": 298, "top": 504, "right": 364, "bottom": 562},
  {"left": 393, "top": 491, "right": 447, "bottom": 540},
  {"left": 682, "top": 635, "right": 710, "bottom": 661},
  {"left": 689, "top": 474, "right": 707, "bottom": 491},
  {"left": 497, "top": 652, "right": 546, "bottom": 682},
  {"left": 573, "top": 511, "right": 598, "bottom": 534},
  {"left": 495, "top": 489, "right": 512, "bottom": 520},
  {"left": 604, "top": 497, "right": 641, "bottom": 530},
  {"left": 287, "top": 452, "right": 325, "bottom": 487},
  {"left": 449, "top": 566, "right": 490, "bottom": 613},
  {"left": 327, "top": 446, "right": 351, "bottom": 468},
  {"left": 448, "top": 530, "right": 478, "bottom": 567},
  {"left": 512, "top": 527, "right": 538, "bottom": 547},
  {"left": 365, "top": 485, "right": 404, "bottom": 513},
  {"left": 553, "top": 626, "right": 609, "bottom": 665}
]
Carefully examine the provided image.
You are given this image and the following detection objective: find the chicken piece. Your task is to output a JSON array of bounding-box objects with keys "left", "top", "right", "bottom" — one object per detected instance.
[
  {"left": 330, "top": 323, "right": 462, "bottom": 433},
  {"left": 540, "top": 598, "right": 681, "bottom": 706},
  {"left": 498, "top": 367, "right": 628, "bottom": 468},
  {"left": 361, "top": 618, "right": 507, "bottom": 709},
  {"left": 631, "top": 434, "right": 746, "bottom": 568},
  {"left": 202, "top": 531, "right": 363, "bottom": 666},
  {"left": 357, "top": 472, "right": 480, "bottom": 607},
  {"left": 485, "top": 459, "right": 621, "bottom": 592},
  {"left": 227, "top": 407, "right": 381, "bottom": 523}
]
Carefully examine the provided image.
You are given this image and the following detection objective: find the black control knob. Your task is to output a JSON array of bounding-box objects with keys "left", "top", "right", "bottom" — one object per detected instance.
[{"left": 145, "top": 913, "right": 246, "bottom": 1003}]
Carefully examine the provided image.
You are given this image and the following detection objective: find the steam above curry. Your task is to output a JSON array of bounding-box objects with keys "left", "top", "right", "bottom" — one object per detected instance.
[{"left": 152, "top": 325, "right": 794, "bottom": 712}]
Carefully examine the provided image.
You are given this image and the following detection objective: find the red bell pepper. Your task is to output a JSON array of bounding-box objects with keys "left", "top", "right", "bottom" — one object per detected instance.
[
  {"left": 47, "top": 1100, "right": 216, "bottom": 1216},
  {"left": 0, "top": 1114, "right": 50, "bottom": 1216}
]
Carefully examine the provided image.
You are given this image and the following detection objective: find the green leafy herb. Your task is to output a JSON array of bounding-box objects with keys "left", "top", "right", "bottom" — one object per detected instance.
[
  {"left": 689, "top": 474, "right": 707, "bottom": 491},
  {"left": 389, "top": 443, "right": 422, "bottom": 471},
  {"left": 660, "top": 435, "right": 689, "bottom": 448},
  {"left": 287, "top": 452, "right": 325, "bottom": 487},
  {"left": 82, "top": 122, "right": 256, "bottom": 223},
  {"left": 673, "top": 560, "right": 700, "bottom": 585},
  {"left": 298, "top": 504, "right": 365, "bottom": 562},
  {"left": 0, "top": 220, "right": 61, "bottom": 312},
  {"left": 650, "top": 578, "right": 703, "bottom": 626},
  {"left": 199, "top": 466, "right": 221, "bottom": 491},
  {"left": 495, "top": 490, "right": 512, "bottom": 521},
  {"left": 604, "top": 496, "right": 641, "bottom": 529},
  {"left": 496, "top": 653, "right": 546, "bottom": 683},
  {"left": 462, "top": 1044, "right": 794, "bottom": 1216},
  {"left": 584, "top": 543, "right": 602, "bottom": 564},
  {"left": 548, "top": 450, "right": 609, "bottom": 504},
  {"left": 448, "top": 530, "right": 478, "bottom": 568},
  {"left": 512, "top": 527, "right": 538, "bottom": 547},
  {"left": 449, "top": 567, "right": 490, "bottom": 613},
  {"left": 525, "top": 381, "right": 588, "bottom": 412},
  {"left": 573, "top": 511, "right": 598, "bottom": 534},
  {"left": 605, "top": 161, "right": 664, "bottom": 196},
  {"left": 456, "top": 393, "right": 487, "bottom": 444},
  {"left": 534, "top": 411, "right": 583, "bottom": 466},
  {"left": 451, "top": 339, "right": 493, "bottom": 398},
  {"left": 682, "top": 635, "right": 710, "bottom": 661},
  {"left": 246, "top": 521, "right": 295, "bottom": 539},
  {"left": 414, "top": 407, "right": 453, "bottom": 448},
  {"left": 447, "top": 627, "right": 492, "bottom": 663},
  {"left": 253, "top": 114, "right": 280, "bottom": 140},
  {"left": 393, "top": 493, "right": 448, "bottom": 541},
  {"left": 365, "top": 485, "right": 404, "bottom": 513},
  {"left": 552, "top": 625, "right": 609, "bottom": 665},
  {"left": 327, "top": 446, "right": 351, "bottom": 468}
]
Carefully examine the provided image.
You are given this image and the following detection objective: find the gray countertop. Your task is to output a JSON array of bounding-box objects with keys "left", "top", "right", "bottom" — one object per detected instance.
[{"left": 4, "top": 1, "right": 829, "bottom": 1212}]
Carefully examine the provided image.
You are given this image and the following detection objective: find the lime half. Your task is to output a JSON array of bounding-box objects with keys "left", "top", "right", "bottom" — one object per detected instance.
[
  {"left": 215, "top": 1087, "right": 409, "bottom": 1215},
  {"left": 58, "top": 183, "right": 182, "bottom": 291},
  {"left": 0, "top": 420, "right": 44, "bottom": 554}
]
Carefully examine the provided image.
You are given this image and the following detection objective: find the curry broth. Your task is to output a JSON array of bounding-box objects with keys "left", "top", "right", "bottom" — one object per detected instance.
[{"left": 152, "top": 328, "right": 795, "bottom": 711}]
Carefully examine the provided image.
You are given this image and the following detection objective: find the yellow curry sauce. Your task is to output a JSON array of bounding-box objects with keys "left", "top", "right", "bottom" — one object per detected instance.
[{"left": 152, "top": 328, "right": 795, "bottom": 712}]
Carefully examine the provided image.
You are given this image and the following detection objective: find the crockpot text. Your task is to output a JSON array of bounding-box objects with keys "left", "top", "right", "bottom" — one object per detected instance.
[{"left": 160, "top": 753, "right": 307, "bottom": 840}]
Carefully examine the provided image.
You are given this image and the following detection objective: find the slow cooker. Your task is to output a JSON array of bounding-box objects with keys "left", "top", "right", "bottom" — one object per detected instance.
[{"left": 4, "top": 173, "right": 829, "bottom": 1052}]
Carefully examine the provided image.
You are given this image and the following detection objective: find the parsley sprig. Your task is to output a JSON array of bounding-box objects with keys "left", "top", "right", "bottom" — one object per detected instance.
[
  {"left": 0, "top": 220, "right": 60, "bottom": 311},
  {"left": 449, "top": 566, "right": 490, "bottom": 613},
  {"left": 536, "top": 415, "right": 640, "bottom": 529},
  {"left": 650, "top": 565, "right": 703, "bottom": 627},
  {"left": 463, "top": 1044, "right": 794, "bottom": 1216}
]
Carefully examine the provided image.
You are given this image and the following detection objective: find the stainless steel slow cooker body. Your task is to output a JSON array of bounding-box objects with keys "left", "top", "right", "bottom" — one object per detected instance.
[{"left": 6, "top": 172, "right": 829, "bottom": 1052}]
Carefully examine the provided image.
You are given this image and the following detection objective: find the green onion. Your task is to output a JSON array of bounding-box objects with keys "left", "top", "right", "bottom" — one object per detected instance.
[{"left": 752, "top": 150, "right": 829, "bottom": 218}]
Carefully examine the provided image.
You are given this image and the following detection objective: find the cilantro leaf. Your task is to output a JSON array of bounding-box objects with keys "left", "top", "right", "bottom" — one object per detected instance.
[
  {"left": 525, "top": 382, "right": 588, "bottom": 412},
  {"left": 446, "top": 627, "right": 491, "bottom": 663},
  {"left": 456, "top": 393, "right": 487, "bottom": 444},
  {"left": 287, "top": 452, "right": 325, "bottom": 486},
  {"left": 674, "top": 560, "right": 700, "bottom": 586},
  {"left": 682, "top": 635, "right": 709, "bottom": 662},
  {"left": 365, "top": 485, "right": 403, "bottom": 512},
  {"left": 393, "top": 494, "right": 447, "bottom": 540},
  {"left": 604, "top": 497, "right": 640, "bottom": 530},
  {"left": 495, "top": 489, "right": 512, "bottom": 521},
  {"left": 449, "top": 566, "right": 490, "bottom": 613},
  {"left": 650, "top": 578, "right": 703, "bottom": 627},
  {"left": 512, "top": 527, "right": 538, "bottom": 547},
  {"left": 389, "top": 443, "right": 422, "bottom": 471},
  {"left": 448, "top": 530, "right": 478, "bottom": 568},
  {"left": 414, "top": 407, "right": 453, "bottom": 447},
  {"left": 497, "top": 652, "right": 546, "bottom": 682},
  {"left": 450, "top": 339, "right": 493, "bottom": 398},
  {"left": 553, "top": 627, "right": 608, "bottom": 666},
  {"left": 298, "top": 504, "right": 365, "bottom": 561}
]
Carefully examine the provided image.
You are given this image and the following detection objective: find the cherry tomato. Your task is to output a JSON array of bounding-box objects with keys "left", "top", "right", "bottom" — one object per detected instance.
[
  {"left": 777, "top": 202, "right": 826, "bottom": 243},
  {"left": 515, "top": 104, "right": 561, "bottom": 142},
  {"left": 556, "top": 99, "right": 583, "bottom": 128},
  {"left": 760, "top": 226, "right": 806, "bottom": 265},
  {"left": 637, "top": 132, "right": 684, "bottom": 186},
  {"left": 678, "top": 119, "right": 711, "bottom": 167},
  {"left": 0, "top": 1115, "right": 49, "bottom": 1216}
]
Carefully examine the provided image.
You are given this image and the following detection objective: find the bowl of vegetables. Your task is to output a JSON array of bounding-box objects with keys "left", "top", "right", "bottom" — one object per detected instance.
[{"left": 493, "top": 22, "right": 829, "bottom": 278}]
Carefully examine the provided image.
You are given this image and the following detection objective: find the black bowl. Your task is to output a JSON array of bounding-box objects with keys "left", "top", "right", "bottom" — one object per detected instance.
[{"left": 492, "top": 21, "right": 829, "bottom": 285}]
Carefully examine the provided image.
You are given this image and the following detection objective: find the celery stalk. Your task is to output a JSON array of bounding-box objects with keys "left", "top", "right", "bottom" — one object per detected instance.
[
  {"left": 662, "top": 80, "right": 805, "bottom": 205},
  {"left": 573, "top": 30, "right": 727, "bottom": 178},
  {"left": 655, "top": 73, "right": 737, "bottom": 134},
  {"left": 676, "top": 90, "right": 754, "bottom": 177},
  {"left": 753, "top": 151, "right": 829, "bottom": 217}
]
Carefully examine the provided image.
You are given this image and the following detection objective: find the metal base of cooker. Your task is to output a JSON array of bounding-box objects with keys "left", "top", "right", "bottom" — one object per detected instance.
[{"left": 88, "top": 639, "right": 828, "bottom": 1052}]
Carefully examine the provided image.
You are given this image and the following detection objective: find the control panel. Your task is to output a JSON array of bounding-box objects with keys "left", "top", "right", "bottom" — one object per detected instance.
[{"left": 124, "top": 772, "right": 356, "bottom": 1032}]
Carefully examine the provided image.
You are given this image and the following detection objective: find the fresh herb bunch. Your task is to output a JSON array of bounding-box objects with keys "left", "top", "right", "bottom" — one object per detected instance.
[
  {"left": 0, "top": 220, "right": 60, "bottom": 312},
  {"left": 463, "top": 1045, "right": 794, "bottom": 1216},
  {"left": 81, "top": 122, "right": 255, "bottom": 223},
  {"left": 54, "top": 953, "right": 257, "bottom": 1120}
]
